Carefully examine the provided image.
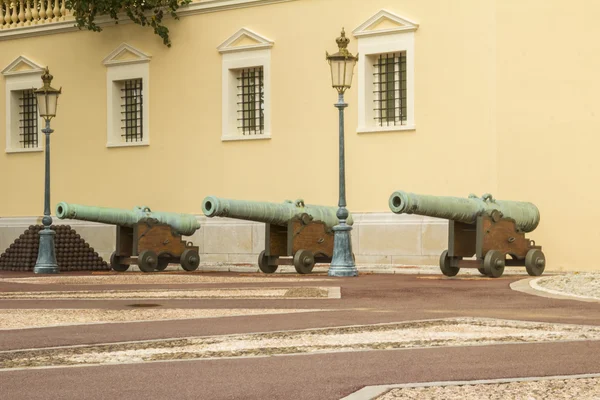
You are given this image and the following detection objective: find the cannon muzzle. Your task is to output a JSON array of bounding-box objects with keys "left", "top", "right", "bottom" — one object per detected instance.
[
  {"left": 389, "top": 191, "right": 540, "bottom": 232},
  {"left": 202, "top": 196, "right": 352, "bottom": 229},
  {"left": 56, "top": 202, "right": 201, "bottom": 236}
]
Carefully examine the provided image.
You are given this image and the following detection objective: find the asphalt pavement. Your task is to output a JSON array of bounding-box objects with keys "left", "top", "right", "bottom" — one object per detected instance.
[{"left": 1, "top": 271, "right": 599, "bottom": 399}]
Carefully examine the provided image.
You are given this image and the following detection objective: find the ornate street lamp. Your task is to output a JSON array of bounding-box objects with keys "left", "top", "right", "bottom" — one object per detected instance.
[
  {"left": 326, "top": 29, "right": 358, "bottom": 277},
  {"left": 33, "top": 67, "right": 61, "bottom": 274}
]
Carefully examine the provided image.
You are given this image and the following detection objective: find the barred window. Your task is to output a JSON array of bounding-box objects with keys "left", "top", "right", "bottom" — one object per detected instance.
[
  {"left": 120, "top": 79, "right": 143, "bottom": 142},
  {"left": 373, "top": 52, "right": 407, "bottom": 127},
  {"left": 19, "top": 89, "right": 38, "bottom": 148},
  {"left": 237, "top": 67, "right": 264, "bottom": 135}
]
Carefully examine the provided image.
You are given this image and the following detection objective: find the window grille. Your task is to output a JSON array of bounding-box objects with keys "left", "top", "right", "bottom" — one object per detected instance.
[
  {"left": 373, "top": 52, "right": 407, "bottom": 126},
  {"left": 237, "top": 67, "right": 264, "bottom": 135},
  {"left": 19, "top": 89, "right": 38, "bottom": 148},
  {"left": 120, "top": 79, "right": 143, "bottom": 142}
]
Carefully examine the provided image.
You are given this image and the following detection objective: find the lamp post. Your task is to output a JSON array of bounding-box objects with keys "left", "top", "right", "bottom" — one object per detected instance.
[
  {"left": 326, "top": 29, "right": 358, "bottom": 277},
  {"left": 33, "top": 67, "right": 61, "bottom": 274}
]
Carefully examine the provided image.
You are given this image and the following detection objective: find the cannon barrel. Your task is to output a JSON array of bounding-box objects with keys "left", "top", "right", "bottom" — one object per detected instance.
[
  {"left": 389, "top": 191, "right": 540, "bottom": 233},
  {"left": 201, "top": 197, "right": 352, "bottom": 229},
  {"left": 55, "top": 202, "right": 201, "bottom": 236}
]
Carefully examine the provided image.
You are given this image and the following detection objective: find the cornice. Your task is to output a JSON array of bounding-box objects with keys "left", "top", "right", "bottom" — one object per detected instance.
[{"left": 0, "top": 0, "right": 297, "bottom": 41}]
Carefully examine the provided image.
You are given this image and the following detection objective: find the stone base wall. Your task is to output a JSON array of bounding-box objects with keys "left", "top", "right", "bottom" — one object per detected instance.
[{"left": 0, "top": 213, "right": 448, "bottom": 267}]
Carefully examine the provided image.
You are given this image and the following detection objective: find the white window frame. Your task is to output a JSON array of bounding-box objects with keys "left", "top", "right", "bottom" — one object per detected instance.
[
  {"left": 2, "top": 56, "right": 44, "bottom": 153},
  {"left": 353, "top": 10, "right": 418, "bottom": 134},
  {"left": 218, "top": 28, "right": 273, "bottom": 142},
  {"left": 103, "top": 43, "right": 151, "bottom": 148}
]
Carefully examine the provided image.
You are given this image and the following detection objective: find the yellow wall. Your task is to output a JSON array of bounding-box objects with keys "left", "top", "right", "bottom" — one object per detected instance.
[
  {"left": 495, "top": 0, "right": 600, "bottom": 271},
  {"left": 0, "top": 0, "right": 596, "bottom": 270}
]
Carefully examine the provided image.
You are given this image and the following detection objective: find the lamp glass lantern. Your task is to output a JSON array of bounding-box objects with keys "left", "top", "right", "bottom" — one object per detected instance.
[
  {"left": 34, "top": 68, "right": 61, "bottom": 120},
  {"left": 326, "top": 28, "right": 358, "bottom": 93}
]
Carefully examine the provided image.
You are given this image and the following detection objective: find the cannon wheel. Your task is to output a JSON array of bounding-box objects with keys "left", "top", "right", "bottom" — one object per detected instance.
[
  {"left": 138, "top": 250, "right": 158, "bottom": 273},
  {"left": 180, "top": 249, "right": 200, "bottom": 271},
  {"left": 156, "top": 257, "right": 170, "bottom": 271},
  {"left": 439, "top": 250, "right": 459, "bottom": 277},
  {"left": 258, "top": 250, "right": 278, "bottom": 274},
  {"left": 483, "top": 250, "right": 505, "bottom": 278},
  {"left": 110, "top": 251, "right": 129, "bottom": 272},
  {"left": 525, "top": 249, "right": 546, "bottom": 276},
  {"left": 293, "top": 249, "right": 315, "bottom": 274}
]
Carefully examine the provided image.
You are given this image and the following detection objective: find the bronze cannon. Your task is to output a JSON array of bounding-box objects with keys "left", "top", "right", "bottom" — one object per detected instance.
[
  {"left": 56, "top": 202, "right": 201, "bottom": 273},
  {"left": 389, "top": 191, "right": 546, "bottom": 278},
  {"left": 202, "top": 196, "right": 352, "bottom": 274}
]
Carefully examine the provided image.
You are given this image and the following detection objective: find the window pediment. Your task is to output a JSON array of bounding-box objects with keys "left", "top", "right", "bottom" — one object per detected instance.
[
  {"left": 1, "top": 56, "right": 44, "bottom": 76},
  {"left": 217, "top": 28, "right": 274, "bottom": 54},
  {"left": 102, "top": 43, "right": 151, "bottom": 66},
  {"left": 353, "top": 10, "right": 418, "bottom": 38}
]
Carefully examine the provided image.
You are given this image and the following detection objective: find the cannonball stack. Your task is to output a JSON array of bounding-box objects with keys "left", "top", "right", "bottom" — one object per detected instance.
[{"left": 0, "top": 225, "right": 109, "bottom": 272}]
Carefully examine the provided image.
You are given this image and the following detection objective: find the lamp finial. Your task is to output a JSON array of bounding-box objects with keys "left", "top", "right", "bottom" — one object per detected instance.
[
  {"left": 41, "top": 67, "right": 53, "bottom": 86},
  {"left": 336, "top": 28, "right": 350, "bottom": 55}
]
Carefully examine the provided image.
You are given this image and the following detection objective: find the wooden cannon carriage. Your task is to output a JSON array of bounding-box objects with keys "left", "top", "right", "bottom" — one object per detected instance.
[
  {"left": 258, "top": 213, "right": 335, "bottom": 274},
  {"left": 441, "top": 211, "right": 545, "bottom": 278},
  {"left": 110, "top": 220, "right": 200, "bottom": 272}
]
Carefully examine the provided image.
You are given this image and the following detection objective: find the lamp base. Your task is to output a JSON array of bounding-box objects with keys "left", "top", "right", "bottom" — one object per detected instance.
[
  {"left": 34, "top": 227, "right": 59, "bottom": 274},
  {"left": 328, "top": 224, "right": 358, "bottom": 277}
]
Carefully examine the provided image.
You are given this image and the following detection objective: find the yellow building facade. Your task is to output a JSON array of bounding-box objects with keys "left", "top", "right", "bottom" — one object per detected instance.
[{"left": 0, "top": 0, "right": 596, "bottom": 271}]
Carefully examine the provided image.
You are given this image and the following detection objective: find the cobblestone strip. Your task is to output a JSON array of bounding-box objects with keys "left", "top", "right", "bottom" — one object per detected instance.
[
  {"left": 1, "top": 275, "right": 328, "bottom": 285},
  {"left": 341, "top": 373, "right": 600, "bottom": 400},
  {"left": 532, "top": 273, "right": 600, "bottom": 301},
  {"left": 3, "top": 317, "right": 600, "bottom": 370},
  {"left": 510, "top": 277, "right": 600, "bottom": 304},
  {"left": 0, "top": 308, "right": 331, "bottom": 330},
  {"left": 0, "top": 287, "right": 332, "bottom": 300}
]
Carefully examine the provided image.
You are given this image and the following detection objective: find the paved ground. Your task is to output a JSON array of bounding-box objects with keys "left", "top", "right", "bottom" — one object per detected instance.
[{"left": 1, "top": 270, "right": 599, "bottom": 399}]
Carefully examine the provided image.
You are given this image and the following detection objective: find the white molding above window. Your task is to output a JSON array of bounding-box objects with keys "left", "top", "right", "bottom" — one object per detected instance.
[
  {"left": 353, "top": 10, "right": 418, "bottom": 134},
  {"left": 217, "top": 28, "right": 274, "bottom": 53},
  {"left": 219, "top": 28, "right": 273, "bottom": 142},
  {"left": 353, "top": 9, "right": 418, "bottom": 38},
  {"left": 1, "top": 56, "right": 45, "bottom": 76},
  {"left": 2, "top": 56, "right": 44, "bottom": 153},
  {"left": 103, "top": 44, "right": 150, "bottom": 148},
  {"left": 102, "top": 43, "right": 152, "bottom": 66}
]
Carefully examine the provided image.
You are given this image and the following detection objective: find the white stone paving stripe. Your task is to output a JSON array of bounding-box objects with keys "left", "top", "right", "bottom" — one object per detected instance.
[
  {"left": 2, "top": 317, "right": 600, "bottom": 370},
  {"left": 0, "top": 275, "right": 328, "bottom": 285},
  {"left": 0, "top": 286, "right": 339, "bottom": 300},
  {"left": 530, "top": 276, "right": 600, "bottom": 301},
  {"left": 341, "top": 373, "right": 600, "bottom": 400},
  {"left": 510, "top": 278, "right": 600, "bottom": 303},
  {"left": 0, "top": 308, "right": 334, "bottom": 330}
]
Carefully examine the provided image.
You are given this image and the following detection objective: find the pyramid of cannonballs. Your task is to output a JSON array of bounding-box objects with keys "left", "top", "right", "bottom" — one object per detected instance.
[{"left": 0, "top": 225, "right": 109, "bottom": 272}]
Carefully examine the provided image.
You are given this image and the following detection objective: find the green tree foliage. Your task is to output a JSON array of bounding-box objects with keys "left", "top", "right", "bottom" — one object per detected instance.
[{"left": 66, "top": 0, "right": 192, "bottom": 47}]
